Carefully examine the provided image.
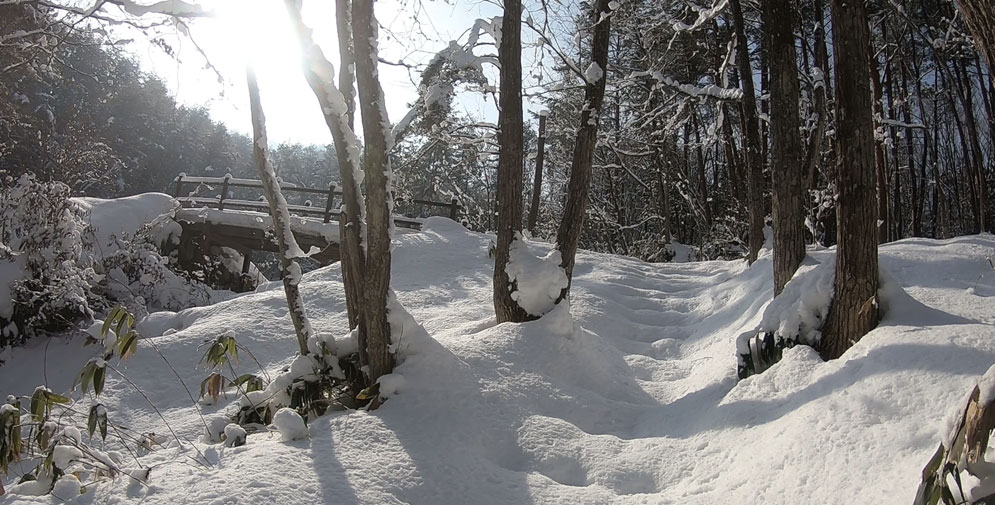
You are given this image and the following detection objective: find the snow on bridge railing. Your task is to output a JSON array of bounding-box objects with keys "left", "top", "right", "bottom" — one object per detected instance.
[{"left": 172, "top": 173, "right": 460, "bottom": 228}]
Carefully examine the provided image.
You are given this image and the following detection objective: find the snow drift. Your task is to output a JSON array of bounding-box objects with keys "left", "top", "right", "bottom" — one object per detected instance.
[{"left": 3, "top": 217, "right": 995, "bottom": 504}]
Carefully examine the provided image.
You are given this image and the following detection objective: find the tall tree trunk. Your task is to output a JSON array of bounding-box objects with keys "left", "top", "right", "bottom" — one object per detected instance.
[
  {"left": 527, "top": 114, "right": 547, "bottom": 236},
  {"left": 867, "top": 37, "right": 889, "bottom": 244},
  {"left": 692, "top": 113, "right": 712, "bottom": 227},
  {"left": 902, "top": 55, "right": 922, "bottom": 237},
  {"left": 284, "top": 0, "right": 369, "bottom": 368},
  {"left": 956, "top": 60, "right": 989, "bottom": 232},
  {"left": 883, "top": 20, "right": 903, "bottom": 241},
  {"left": 730, "top": 0, "right": 765, "bottom": 264},
  {"left": 246, "top": 69, "right": 315, "bottom": 357},
  {"left": 352, "top": 0, "right": 395, "bottom": 388},
  {"left": 334, "top": 0, "right": 364, "bottom": 335},
  {"left": 765, "top": 0, "right": 806, "bottom": 296},
  {"left": 821, "top": 0, "right": 879, "bottom": 360},
  {"left": 493, "top": 0, "right": 532, "bottom": 323},
  {"left": 958, "top": 0, "right": 995, "bottom": 74},
  {"left": 804, "top": 0, "right": 829, "bottom": 191}
]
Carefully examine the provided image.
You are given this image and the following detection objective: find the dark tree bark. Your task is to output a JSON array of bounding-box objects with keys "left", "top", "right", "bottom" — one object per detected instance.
[
  {"left": 820, "top": 0, "right": 879, "bottom": 360},
  {"left": 555, "top": 0, "right": 612, "bottom": 304},
  {"left": 352, "top": 0, "right": 394, "bottom": 387},
  {"left": 959, "top": 0, "right": 995, "bottom": 75},
  {"left": 730, "top": 0, "right": 765, "bottom": 265},
  {"left": 803, "top": 0, "right": 829, "bottom": 191},
  {"left": 867, "top": 39, "right": 889, "bottom": 244},
  {"left": 246, "top": 69, "right": 314, "bottom": 357},
  {"left": 527, "top": 114, "right": 547, "bottom": 236},
  {"left": 764, "top": 0, "right": 806, "bottom": 296},
  {"left": 493, "top": 0, "right": 532, "bottom": 323}
]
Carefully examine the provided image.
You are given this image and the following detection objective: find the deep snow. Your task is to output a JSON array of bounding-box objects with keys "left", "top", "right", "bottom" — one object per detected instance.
[{"left": 3, "top": 218, "right": 995, "bottom": 504}]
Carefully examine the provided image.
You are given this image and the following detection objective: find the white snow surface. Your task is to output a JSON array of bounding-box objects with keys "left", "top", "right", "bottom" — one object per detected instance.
[
  {"left": 74, "top": 193, "right": 179, "bottom": 254},
  {"left": 506, "top": 235, "right": 569, "bottom": 316},
  {"left": 4, "top": 221, "right": 995, "bottom": 504}
]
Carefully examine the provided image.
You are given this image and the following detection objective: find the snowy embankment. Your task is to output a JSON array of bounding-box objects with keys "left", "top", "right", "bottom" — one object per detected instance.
[{"left": 4, "top": 219, "right": 995, "bottom": 504}]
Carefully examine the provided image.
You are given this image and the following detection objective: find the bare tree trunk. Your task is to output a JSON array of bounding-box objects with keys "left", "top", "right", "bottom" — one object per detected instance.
[
  {"left": 730, "top": 0, "right": 765, "bottom": 264},
  {"left": 284, "top": 0, "right": 369, "bottom": 368},
  {"left": 959, "top": 0, "right": 995, "bottom": 74},
  {"left": 867, "top": 39, "right": 889, "bottom": 244},
  {"left": 765, "top": 0, "right": 806, "bottom": 296},
  {"left": 493, "top": 0, "right": 532, "bottom": 323},
  {"left": 555, "top": 0, "right": 612, "bottom": 304},
  {"left": 527, "top": 114, "right": 547, "bottom": 236},
  {"left": 246, "top": 69, "right": 314, "bottom": 357},
  {"left": 803, "top": 0, "right": 829, "bottom": 191},
  {"left": 820, "top": 0, "right": 879, "bottom": 360},
  {"left": 956, "top": 59, "right": 989, "bottom": 232},
  {"left": 352, "top": 0, "right": 395, "bottom": 388},
  {"left": 333, "top": 0, "right": 364, "bottom": 335}
]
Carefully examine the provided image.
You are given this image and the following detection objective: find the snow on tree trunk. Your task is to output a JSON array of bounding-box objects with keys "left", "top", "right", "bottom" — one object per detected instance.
[
  {"left": 730, "top": 0, "right": 765, "bottom": 265},
  {"left": 246, "top": 69, "right": 314, "bottom": 357},
  {"left": 765, "top": 0, "right": 806, "bottom": 296},
  {"left": 284, "top": 0, "right": 369, "bottom": 367},
  {"left": 352, "top": 0, "right": 395, "bottom": 389},
  {"left": 554, "top": 0, "right": 612, "bottom": 305},
  {"left": 820, "top": 0, "right": 879, "bottom": 360},
  {"left": 493, "top": 0, "right": 533, "bottom": 324}
]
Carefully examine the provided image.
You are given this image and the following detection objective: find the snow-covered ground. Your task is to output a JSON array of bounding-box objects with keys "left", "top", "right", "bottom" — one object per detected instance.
[{"left": 4, "top": 218, "right": 995, "bottom": 504}]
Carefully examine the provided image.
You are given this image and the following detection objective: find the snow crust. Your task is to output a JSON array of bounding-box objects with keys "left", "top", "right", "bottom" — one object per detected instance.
[{"left": 5, "top": 217, "right": 995, "bottom": 504}]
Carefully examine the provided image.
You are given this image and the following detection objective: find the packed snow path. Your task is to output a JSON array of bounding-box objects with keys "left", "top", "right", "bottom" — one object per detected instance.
[{"left": 4, "top": 219, "right": 995, "bottom": 504}]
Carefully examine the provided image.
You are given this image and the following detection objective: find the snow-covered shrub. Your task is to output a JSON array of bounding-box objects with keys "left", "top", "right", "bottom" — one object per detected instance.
[
  {"left": 96, "top": 219, "right": 212, "bottom": 313},
  {"left": 0, "top": 174, "right": 98, "bottom": 346}
]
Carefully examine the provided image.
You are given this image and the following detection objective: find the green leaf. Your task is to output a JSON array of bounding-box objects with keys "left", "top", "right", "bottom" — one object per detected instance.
[
  {"left": 355, "top": 383, "right": 380, "bottom": 401},
  {"left": 114, "top": 314, "right": 129, "bottom": 342},
  {"left": 78, "top": 362, "right": 94, "bottom": 395},
  {"left": 94, "top": 365, "right": 105, "bottom": 396},
  {"left": 233, "top": 374, "right": 263, "bottom": 392},
  {"left": 87, "top": 405, "right": 98, "bottom": 438},
  {"left": 30, "top": 389, "right": 45, "bottom": 422},
  {"left": 100, "top": 308, "right": 118, "bottom": 338},
  {"left": 45, "top": 392, "right": 69, "bottom": 405},
  {"left": 116, "top": 331, "right": 139, "bottom": 360}
]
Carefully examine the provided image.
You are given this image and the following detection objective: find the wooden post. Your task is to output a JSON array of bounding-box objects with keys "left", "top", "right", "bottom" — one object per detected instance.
[
  {"left": 324, "top": 183, "right": 337, "bottom": 223},
  {"left": 449, "top": 197, "right": 459, "bottom": 220},
  {"left": 173, "top": 174, "right": 184, "bottom": 197},
  {"left": 217, "top": 173, "right": 232, "bottom": 210},
  {"left": 527, "top": 113, "right": 547, "bottom": 234},
  {"left": 241, "top": 249, "right": 252, "bottom": 275}
]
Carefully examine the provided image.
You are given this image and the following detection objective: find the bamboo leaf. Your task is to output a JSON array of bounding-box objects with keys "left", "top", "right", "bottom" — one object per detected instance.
[
  {"left": 87, "top": 405, "right": 98, "bottom": 438},
  {"left": 94, "top": 365, "right": 105, "bottom": 396}
]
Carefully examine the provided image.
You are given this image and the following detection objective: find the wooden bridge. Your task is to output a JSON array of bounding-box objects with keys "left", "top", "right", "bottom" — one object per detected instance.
[{"left": 170, "top": 174, "right": 459, "bottom": 288}]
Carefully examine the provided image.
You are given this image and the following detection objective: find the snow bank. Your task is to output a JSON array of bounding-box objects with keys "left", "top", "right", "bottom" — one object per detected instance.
[
  {"left": 74, "top": 193, "right": 179, "bottom": 254},
  {"left": 4, "top": 223, "right": 995, "bottom": 504}
]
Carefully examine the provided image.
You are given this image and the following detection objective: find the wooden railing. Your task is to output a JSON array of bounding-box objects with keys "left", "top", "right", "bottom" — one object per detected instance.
[{"left": 172, "top": 174, "right": 459, "bottom": 229}]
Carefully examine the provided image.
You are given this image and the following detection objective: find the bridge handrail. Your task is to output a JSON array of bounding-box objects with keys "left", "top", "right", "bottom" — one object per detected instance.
[{"left": 172, "top": 173, "right": 459, "bottom": 225}]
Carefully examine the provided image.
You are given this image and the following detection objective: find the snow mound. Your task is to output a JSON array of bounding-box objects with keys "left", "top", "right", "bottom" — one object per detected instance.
[
  {"left": 506, "top": 235, "right": 569, "bottom": 316},
  {"left": 4, "top": 227, "right": 995, "bottom": 504},
  {"left": 272, "top": 408, "right": 308, "bottom": 441},
  {"left": 74, "top": 193, "right": 179, "bottom": 254}
]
